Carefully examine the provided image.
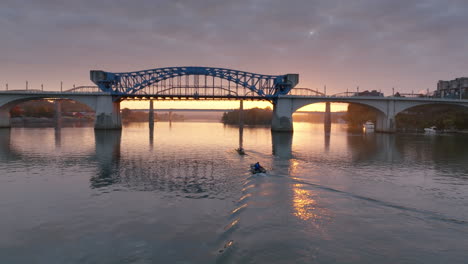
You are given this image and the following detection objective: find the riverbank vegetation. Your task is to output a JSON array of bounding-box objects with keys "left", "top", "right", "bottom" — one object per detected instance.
[
  {"left": 396, "top": 105, "right": 468, "bottom": 130},
  {"left": 10, "top": 100, "right": 93, "bottom": 119},
  {"left": 343, "top": 104, "right": 377, "bottom": 129},
  {"left": 221, "top": 107, "right": 272, "bottom": 125},
  {"left": 344, "top": 103, "right": 468, "bottom": 131}
]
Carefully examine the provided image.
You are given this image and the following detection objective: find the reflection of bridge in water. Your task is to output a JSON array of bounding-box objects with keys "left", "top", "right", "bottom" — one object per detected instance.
[
  {"left": 1, "top": 66, "right": 468, "bottom": 132},
  {"left": 2, "top": 127, "right": 468, "bottom": 192}
]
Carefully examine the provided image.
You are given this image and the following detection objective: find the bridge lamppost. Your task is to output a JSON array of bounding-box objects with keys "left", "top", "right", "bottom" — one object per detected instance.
[{"left": 392, "top": 87, "right": 395, "bottom": 96}]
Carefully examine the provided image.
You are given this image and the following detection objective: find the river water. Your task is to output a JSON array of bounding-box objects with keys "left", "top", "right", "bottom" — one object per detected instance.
[{"left": 0, "top": 122, "right": 467, "bottom": 263}]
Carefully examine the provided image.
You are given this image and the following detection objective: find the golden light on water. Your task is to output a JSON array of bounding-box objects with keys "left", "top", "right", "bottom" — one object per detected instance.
[
  {"left": 292, "top": 183, "right": 319, "bottom": 221},
  {"left": 289, "top": 160, "right": 300, "bottom": 174}
]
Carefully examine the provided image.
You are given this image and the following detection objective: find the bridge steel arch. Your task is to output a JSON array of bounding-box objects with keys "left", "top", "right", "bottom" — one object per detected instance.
[
  {"left": 0, "top": 93, "right": 120, "bottom": 129},
  {"left": 90, "top": 66, "right": 299, "bottom": 98}
]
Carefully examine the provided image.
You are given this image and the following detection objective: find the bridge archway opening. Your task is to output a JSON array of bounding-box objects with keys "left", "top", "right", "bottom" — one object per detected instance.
[
  {"left": 291, "top": 101, "right": 386, "bottom": 131},
  {"left": 293, "top": 102, "right": 348, "bottom": 123},
  {"left": 0, "top": 97, "right": 96, "bottom": 127},
  {"left": 395, "top": 103, "right": 468, "bottom": 132}
]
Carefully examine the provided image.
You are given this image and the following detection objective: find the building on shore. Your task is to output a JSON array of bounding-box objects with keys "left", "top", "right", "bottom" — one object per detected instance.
[{"left": 434, "top": 77, "right": 468, "bottom": 99}]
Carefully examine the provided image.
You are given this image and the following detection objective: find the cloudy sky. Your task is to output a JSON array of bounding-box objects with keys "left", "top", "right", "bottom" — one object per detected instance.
[{"left": 1, "top": 0, "right": 467, "bottom": 97}]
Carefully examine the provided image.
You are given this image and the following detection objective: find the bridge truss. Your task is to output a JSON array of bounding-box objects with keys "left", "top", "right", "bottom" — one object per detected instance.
[{"left": 90, "top": 66, "right": 298, "bottom": 99}]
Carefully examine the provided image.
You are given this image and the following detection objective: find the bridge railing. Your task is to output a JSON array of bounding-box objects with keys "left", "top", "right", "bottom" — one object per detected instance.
[
  {"left": 288, "top": 88, "right": 325, "bottom": 96},
  {"left": 0, "top": 86, "right": 106, "bottom": 94},
  {"left": 64, "top": 86, "right": 103, "bottom": 93},
  {"left": 330, "top": 92, "right": 358, "bottom": 97},
  {"left": 0, "top": 89, "right": 45, "bottom": 93}
]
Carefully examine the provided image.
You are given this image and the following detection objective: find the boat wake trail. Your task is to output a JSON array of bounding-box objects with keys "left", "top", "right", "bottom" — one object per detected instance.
[{"left": 290, "top": 177, "right": 468, "bottom": 226}]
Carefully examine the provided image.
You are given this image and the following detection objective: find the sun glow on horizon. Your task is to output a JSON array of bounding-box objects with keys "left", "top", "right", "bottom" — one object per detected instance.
[{"left": 121, "top": 100, "right": 348, "bottom": 112}]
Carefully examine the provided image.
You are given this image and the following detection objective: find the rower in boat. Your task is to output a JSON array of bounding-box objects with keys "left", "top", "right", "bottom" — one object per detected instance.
[{"left": 251, "top": 162, "right": 266, "bottom": 174}]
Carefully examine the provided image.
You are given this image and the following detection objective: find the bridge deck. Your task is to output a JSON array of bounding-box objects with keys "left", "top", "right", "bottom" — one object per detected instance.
[{"left": 1, "top": 91, "right": 468, "bottom": 104}]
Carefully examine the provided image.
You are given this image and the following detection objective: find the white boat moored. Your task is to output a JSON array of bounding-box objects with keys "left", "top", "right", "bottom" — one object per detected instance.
[
  {"left": 363, "top": 121, "right": 375, "bottom": 132},
  {"left": 424, "top": 126, "right": 437, "bottom": 134}
]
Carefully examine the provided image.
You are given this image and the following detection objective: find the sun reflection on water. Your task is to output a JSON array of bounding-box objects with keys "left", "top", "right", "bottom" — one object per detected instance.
[
  {"left": 292, "top": 183, "right": 333, "bottom": 227},
  {"left": 293, "top": 184, "right": 319, "bottom": 221}
]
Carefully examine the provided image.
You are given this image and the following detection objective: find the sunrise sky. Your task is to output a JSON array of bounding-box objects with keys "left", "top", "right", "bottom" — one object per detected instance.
[{"left": 1, "top": 0, "right": 467, "bottom": 111}]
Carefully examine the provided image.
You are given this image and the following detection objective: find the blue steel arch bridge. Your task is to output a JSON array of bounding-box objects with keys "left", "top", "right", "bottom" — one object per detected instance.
[{"left": 90, "top": 66, "right": 300, "bottom": 100}]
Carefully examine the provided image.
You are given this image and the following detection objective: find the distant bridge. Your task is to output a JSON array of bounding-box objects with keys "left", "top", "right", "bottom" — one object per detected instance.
[
  {"left": 1, "top": 66, "right": 468, "bottom": 133},
  {"left": 129, "top": 108, "right": 332, "bottom": 114},
  {"left": 130, "top": 108, "right": 235, "bottom": 113}
]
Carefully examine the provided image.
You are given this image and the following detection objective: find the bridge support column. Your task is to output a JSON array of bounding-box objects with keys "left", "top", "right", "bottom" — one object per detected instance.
[
  {"left": 0, "top": 108, "right": 11, "bottom": 128},
  {"left": 54, "top": 100, "right": 62, "bottom": 127},
  {"left": 271, "top": 98, "right": 293, "bottom": 132},
  {"left": 324, "top": 102, "right": 331, "bottom": 133},
  {"left": 94, "top": 96, "right": 122, "bottom": 130},
  {"left": 149, "top": 100, "right": 154, "bottom": 128},
  {"left": 375, "top": 112, "right": 396, "bottom": 133},
  {"left": 375, "top": 100, "right": 396, "bottom": 133}
]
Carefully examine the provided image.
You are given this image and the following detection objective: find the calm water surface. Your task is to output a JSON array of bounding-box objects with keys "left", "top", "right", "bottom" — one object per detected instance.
[{"left": 0, "top": 122, "right": 467, "bottom": 263}]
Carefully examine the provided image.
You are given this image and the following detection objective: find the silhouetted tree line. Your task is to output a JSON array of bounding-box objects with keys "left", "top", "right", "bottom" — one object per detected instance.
[
  {"left": 121, "top": 108, "right": 149, "bottom": 122},
  {"left": 343, "top": 104, "right": 377, "bottom": 129},
  {"left": 396, "top": 105, "right": 468, "bottom": 130},
  {"left": 10, "top": 100, "right": 92, "bottom": 118},
  {"left": 221, "top": 107, "right": 272, "bottom": 125},
  {"left": 344, "top": 103, "right": 468, "bottom": 130}
]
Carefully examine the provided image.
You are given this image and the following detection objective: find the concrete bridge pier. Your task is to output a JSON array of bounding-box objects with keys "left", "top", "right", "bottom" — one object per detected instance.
[
  {"left": 0, "top": 108, "right": 10, "bottom": 128},
  {"left": 324, "top": 102, "right": 331, "bottom": 133},
  {"left": 94, "top": 96, "right": 122, "bottom": 130},
  {"left": 376, "top": 113, "right": 396, "bottom": 133},
  {"left": 54, "top": 100, "right": 62, "bottom": 128},
  {"left": 149, "top": 100, "right": 154, "bottom": 128},
  {"left": 375, "top": 100, "right": 396, "bottom": 133},
  {"left": 271, "top": 98, "right": 293, "bottom": 132}
]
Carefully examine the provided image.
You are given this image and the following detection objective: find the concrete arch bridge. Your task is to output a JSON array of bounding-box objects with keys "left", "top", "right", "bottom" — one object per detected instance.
[{"left": 273, "top": 95, "right": 468, "bottom": 132}]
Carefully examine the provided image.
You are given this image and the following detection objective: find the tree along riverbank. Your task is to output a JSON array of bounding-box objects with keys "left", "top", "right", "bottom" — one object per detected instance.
[
  {"left": 221, "top": 107, "right": 346, "bottom": 125},
  {"left": 7, "top": 101, "right": 185, "bottom": 123},
  {"left": 221, "top": 107, "right": 272, "bottom": 125}
]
